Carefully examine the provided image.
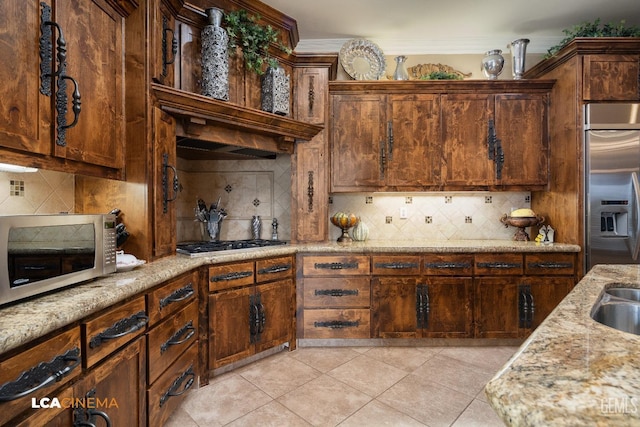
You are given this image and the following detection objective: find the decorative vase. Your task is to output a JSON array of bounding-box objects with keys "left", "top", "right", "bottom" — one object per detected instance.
[
  {"left": 351, "top": 218, "right": 369, "bottom": 241},
  {"left": 393, "top": 55, "right": 409, "bottom": 80},
  {"left": 261, "top": 65, "right": 290, "bottom": 115},
  {"left": 481, "top": 49, "right": 504, "bottom": 80},
  {"left": 201, "top": 7, "right": 229, "bottom": 101},
  {"left": 510, "top": 38, "right": 530, "bottom": 80},
  {"left": 251, "top": 215, "right": 261, "bottom": 240}
]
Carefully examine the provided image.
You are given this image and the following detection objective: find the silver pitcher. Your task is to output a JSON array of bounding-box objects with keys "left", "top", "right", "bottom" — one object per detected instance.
[{"left": 510, "top": 38, "right": 530, "bottom": 80}]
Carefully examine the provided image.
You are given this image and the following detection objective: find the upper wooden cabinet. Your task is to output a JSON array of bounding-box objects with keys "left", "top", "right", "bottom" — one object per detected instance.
[
  {"left": 329, "top": 81, "right": 553, "bottom": 192},
  {"left": 583, "top": 54, "right": 639, "bottom": 101},
  {"left": 0, "top": 0, "right": 135, "bottom": 179}
]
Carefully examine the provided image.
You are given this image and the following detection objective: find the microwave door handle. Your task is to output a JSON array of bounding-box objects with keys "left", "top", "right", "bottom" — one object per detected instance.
[{"left": 631, "top": 172, "right": 640, "bottom": 260}]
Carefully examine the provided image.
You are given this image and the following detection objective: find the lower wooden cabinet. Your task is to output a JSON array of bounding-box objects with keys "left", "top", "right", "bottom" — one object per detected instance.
[{"left": 208, "top": 256, "right": 295, "bottom": 370}]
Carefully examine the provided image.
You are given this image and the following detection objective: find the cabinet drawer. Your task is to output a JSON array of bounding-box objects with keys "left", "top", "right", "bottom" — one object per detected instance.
[
  {"left": 148, "top": 342, "right": 198, "bottom": 427},
  {"left": 147, "top": 270, "right": 199, "bottom": 326},
  {"left": 303, "top": 309, "right": 371, "bottom": 338},
  {"left": 209, "top": 261, "right": 255, "bottom": 292},
  {"left": 475, "top": 254, "right": 523, "bottom": 275},
  {"left": 256, "top": 256, "right": 294, "bottom": 283},
  {"left": 304, "top": 277, "right": 371, "bottom": 308},
  {"left": 0, "top": 328, "right": 81, "bottom": 427},
  {"left": 423, "top": 254, "right": 474, "bottom": 276},
  {"left": 303, "top": 255, "right": 370, "bottom": 276},
  {"left": 372, "top": 255, "right": 421, "bottom": 275},
  {"left": 83, "top": 296, "right": 148, "bottom": 368},
  {"left": 147, "top": 301, "right": 199, "bottom": 385},
  {"left": 525, "top": 253, "right": 576, "bottom": 275}
]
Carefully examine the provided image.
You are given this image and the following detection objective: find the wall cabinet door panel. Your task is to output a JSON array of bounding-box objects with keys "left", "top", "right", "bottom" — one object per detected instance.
[
  {"left": 386, "top": 94, "right": 442, "bottom": 187},
  {"left": 583, "top": 54, "right": 640, "bottom": 101},
  {"left": 441, "top": 94, "right": 494, "bottom": 186},
  {"left": 331, "top": 94, "right": 387, "bottom": 191}
]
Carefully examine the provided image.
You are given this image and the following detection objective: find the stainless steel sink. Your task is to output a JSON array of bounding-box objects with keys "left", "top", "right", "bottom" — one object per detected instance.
[
  {"left": 592, "top": 286, "right": 640, "bottom": 335},
  {"left": 592, "top": 302, "right": 640, "bottom": 335},
  {"left": 605, "top": 287, "right": 640, "bottom": 302}
]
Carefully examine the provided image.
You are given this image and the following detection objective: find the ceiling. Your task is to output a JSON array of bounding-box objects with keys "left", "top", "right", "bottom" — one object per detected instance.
[{"left": 260, "top": 0, "right": 640, "bottom": 55}]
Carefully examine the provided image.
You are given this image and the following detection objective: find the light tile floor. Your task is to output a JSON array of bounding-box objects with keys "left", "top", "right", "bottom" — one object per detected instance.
[{"left": 166, "top": 345, "right": 518, "bottom": 427}]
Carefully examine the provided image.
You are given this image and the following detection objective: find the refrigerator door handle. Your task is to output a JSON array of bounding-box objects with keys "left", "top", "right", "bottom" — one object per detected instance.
[{"left": 631, "top": 172, "right": 640, "bottom": 260}]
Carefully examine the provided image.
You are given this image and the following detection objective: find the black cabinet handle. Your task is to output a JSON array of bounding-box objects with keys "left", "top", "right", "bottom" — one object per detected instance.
[
  {"left": 495, "top": 140, "right": 504, "bottom": 180},
  {"left": 161, "top": 15, "right": 177, "bottom": 76},
  {"left": 416, "top": 286, "right": 425, "bottom": 328},
  {"left": 258, "top": 264, "right": 291, "bottom": 274},
  {"left": 314, "top": 262, "right": 358, "bottom": 270},
  {"left": 387, "top": 121, "right": 394, "bottom": 161},
  {"left": 487, "top": 119, "right": 497, "bottom": 160},
  {"left": 89, "top": 311, "right": 149, "bottom": 348},
  {"left": 0, "top": 347, "right": 80, "bottom": 402},
  {"left": 73, "top": 389, "right": 112, "bottom": 427},
  {"left": 527, "top": 262, "right": 573, "bottom": 270},
  {"left": 519, "top": 285, "right": 533, "bottom": 328},
  {"left": 374, "top": 262, "right": 418, "bottom": 270},
  {"left": 307, "top": 171, "right": 314, "bottom": 213},
  {"left": 314, "top": 289, "right": 359, "bottom": 297},
  {"left": 160, "top": 321, "right": 195, "bottom": 354},
  {"left": 159, "top": 284, "right": 195, "bottom": 309},
  {"left": 159, "top": 366, "right": 195, "bottom": 407},
  {"left": 424, "top": 261, "right": 471, "bottom": 269},
  {"left": 477, "top": 262, "right": 521, "bottom": 269},
  {"left": 313, "top": 320, "right": 359, "bottom": 329},
  {"left": 210, "top": 271, "right": 253, "bottom": 282},
  {"left": 162, "top": 153, "right": 179, "bottom": 214}
]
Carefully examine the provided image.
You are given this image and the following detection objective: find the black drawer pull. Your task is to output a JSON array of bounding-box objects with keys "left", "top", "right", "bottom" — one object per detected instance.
[
  {"left": 527, "top": 262, "right": 573, "bottom": 269},
  {"left": 374, "top": 262, "right": 418, "bottom": 270},
  {"left": 160, "top": 366, "right": 195, "bottom": 407},
  {"left": 73, "top": 389, "right": 112, "bottom": 427},
  {"left": 424, "top": 262, "right": 471, "bottom": 269},
  {"left": 314, "top": 262, "right": 358, "bottom": 270},
  {"left": 160, "top": 321, "right": 196, "bottom": 354},
  {"left": 313, "top": 320, "right": 359, "bottom": 329},
  {"left": 258, "top": 264, "right": 292, "bottom": 274},
  {"left": 314, "top": 289, "right": 359, "bottom": 297},
  {"left": 476, "top": 262, "right": 522, "bottom": 269},
  {"left": 89, "top": 311, "right": 149, "bottom": 348},
  {"left": 159, "top": 284, "right": 195, "bottom": 309},
  {"left": 0, "top": 347, "right": 80, "bottom": 402},
  {"left": 210, "top": 271, "right": 253, "bottom": 282}
]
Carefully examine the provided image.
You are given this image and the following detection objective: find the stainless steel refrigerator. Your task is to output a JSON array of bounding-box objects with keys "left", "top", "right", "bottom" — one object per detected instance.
[{"left": 585, "top": 103, "right": 640, "bottom": 270}]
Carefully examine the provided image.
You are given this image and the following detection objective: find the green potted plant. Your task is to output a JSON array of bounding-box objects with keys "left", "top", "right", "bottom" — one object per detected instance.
[
  {"left": 223, "top": 9, "right": 292, "bottom": 75},
  {"left": 545, "top": 19, "right": 640, "bottom": 58}
]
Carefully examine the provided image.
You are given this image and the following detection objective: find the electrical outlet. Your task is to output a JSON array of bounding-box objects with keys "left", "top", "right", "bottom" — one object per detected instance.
[{"left": 400, "top": 207, "right": 408, "bottom": 219}]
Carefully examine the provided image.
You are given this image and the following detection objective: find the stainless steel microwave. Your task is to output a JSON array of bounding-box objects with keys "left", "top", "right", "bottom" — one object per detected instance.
[{"left": 0, "top": 214, "right": 117, "bottom": 306}]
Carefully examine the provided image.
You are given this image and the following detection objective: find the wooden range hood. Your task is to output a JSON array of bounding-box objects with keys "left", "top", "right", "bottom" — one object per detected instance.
[{"left": 152, "top": 83, "right": 323, "bottom": 159}]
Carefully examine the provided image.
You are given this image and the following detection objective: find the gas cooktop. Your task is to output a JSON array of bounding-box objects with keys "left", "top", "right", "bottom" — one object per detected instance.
[{"left": 176, "top": 239, "right": 288, "bottom": 256}]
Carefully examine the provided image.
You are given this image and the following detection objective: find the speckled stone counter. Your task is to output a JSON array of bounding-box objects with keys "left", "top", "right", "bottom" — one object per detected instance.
[
  {"left": 485, "top": 264, "right": 640, "bottom": 426},
  {"left": 0, "top": 240, "right": 579, "bottom": 357}
]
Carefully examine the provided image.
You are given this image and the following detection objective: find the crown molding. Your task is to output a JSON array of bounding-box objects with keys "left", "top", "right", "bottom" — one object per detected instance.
[{"left": 295, "top": 36, "right": 564, "bottom": 55}]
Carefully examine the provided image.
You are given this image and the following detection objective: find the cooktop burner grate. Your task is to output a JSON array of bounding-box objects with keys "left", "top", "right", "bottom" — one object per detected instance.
[{"left": 176, "top": 239, "right": 287, "bottom": 255}]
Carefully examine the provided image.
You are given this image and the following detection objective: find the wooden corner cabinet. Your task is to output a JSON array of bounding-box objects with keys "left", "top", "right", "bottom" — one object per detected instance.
[
  {"left": 525, "top": 37, "right": 640, "bottom": 275},
  {"left": 0, "top": 0, "right": 135, "bottom": 180},
  {"left": 329, "top": 80, "right": 554, "bottom": 192}
]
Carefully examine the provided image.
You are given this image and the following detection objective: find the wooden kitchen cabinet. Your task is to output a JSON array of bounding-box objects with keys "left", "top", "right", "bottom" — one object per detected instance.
[
  {"left": 582, "top": 54, "right": 640, "bottom": 101},
  {"left": 208, "top": 256, "right": 295, "bottom": 370},
  {"left": 442, "top": 92, "right": 548, "bottom": 188},
  {"left": 372, "top": 255, "right": 473, "bottom": 338},
  {"left": 474, "top": 253, "right": 575, "bottom": 338},
  {"left": 329, "top": 81, "right": 553, "bottom": 192},
  {"left": 299, "top": 254, "right": 371, "bottom": 338},
  {"left": 0, "top": 0, "right": 134, "bottom": 178},
  {"left": 151, "top": 0, "right": 178, "bottom": 87}
]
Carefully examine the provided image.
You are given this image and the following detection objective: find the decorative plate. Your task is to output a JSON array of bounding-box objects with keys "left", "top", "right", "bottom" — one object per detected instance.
[
  {"left": 116, "top": 259, "right": 146, "bottom": 272},
  {"left": 339, "top": 39, "right": 386, "bottom": 80}
]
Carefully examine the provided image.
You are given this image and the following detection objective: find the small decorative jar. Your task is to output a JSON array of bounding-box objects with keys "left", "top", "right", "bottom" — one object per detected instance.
[
  {"left": 261, "top": 65, "right": 290, "bottom": 116},
  {"left": 393, "top": 56, "right": 410, "bottom": 80},
  {"left": 351, "top": 218, "right": 369, "bottom": 241},
  {"left": 481, "top": 49, "right": 504, "bottom": 80}
]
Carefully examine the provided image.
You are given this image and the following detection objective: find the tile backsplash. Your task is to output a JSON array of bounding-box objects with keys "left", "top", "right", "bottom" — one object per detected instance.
[
  {"left": 176, "top": 155, "right": 292, "bottom": 242},
  {"left": 329, "top": 192, "right": 532, "bottom": 241},
  {"left": 0, "top": 170, "right": 75, "bottom": 215}
]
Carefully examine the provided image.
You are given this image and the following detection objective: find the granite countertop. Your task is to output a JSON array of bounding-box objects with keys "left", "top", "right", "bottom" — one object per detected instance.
[
  {"left": 485, "top": 264, "right": 640, "bottom": 426},
  {"left": 0, "top": 240, "right": 580, "bottom": 356}
]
